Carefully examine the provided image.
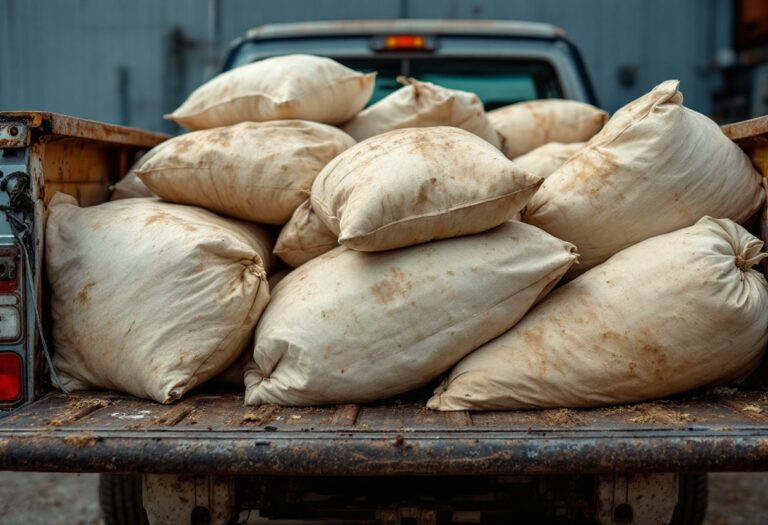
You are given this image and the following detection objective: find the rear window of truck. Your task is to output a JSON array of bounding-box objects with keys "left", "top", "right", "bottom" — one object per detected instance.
[{"left": 338, "top": 59, "right": 562, "bottom": 110}]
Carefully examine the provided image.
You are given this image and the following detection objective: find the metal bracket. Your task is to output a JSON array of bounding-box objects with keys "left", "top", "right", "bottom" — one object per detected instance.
[
  {"left": 142, "top": 474, "right": 235, "bottom": 525},
  {"left": 0, "top": 123, "right": 29, "bottom": 148},
  {"left": 595, "top": 473, "right": 678, "bottom": 525}
]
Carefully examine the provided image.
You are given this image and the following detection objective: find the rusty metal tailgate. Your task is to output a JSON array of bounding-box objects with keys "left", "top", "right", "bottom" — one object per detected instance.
[{"left": 1, "top": 389, "right": 768, "bottom": 475}]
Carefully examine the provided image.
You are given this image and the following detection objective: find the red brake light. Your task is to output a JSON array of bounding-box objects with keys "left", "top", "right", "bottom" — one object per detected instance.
[
  {"left": 385, "top": 35, "right": 425, "bottom": 50},
  {"left": 0, "top": 352, "right": 21, "bottom": 402},
  {"left": 371, "top": 34, "right": 437, "bottom": 52}
]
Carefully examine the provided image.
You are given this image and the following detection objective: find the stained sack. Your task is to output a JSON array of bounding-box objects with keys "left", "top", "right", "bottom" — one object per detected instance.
[
  {"left": 165, "top": 54, "right": 376, "bottom": 130},
  {"left": 512, "top": 142, "right": 585, "bottom": 180},
  {"left": 524, "top": 80, "right": 764, "bottom": 277},
  {"left": 488, "top": 99, "right": 607, "bottom": 159},
  {"left": 429, "top": 217, "right": 768, "bottom": 411},
  {"left": 311, "top": 127, "right": 543, "bottom": 252},
  {"left": 47, "top": 194, "right": 272, "bottom": 403},
  {"left": 110, "top": 173, "right": 155, "bottom": 200},
  {"left": 245, "top": 221, "right": 577, "bottom": 406},
  {"left": 215, "top": 267, "right": 292, "bottom": 386},
  {"left": 111, "top": 150, "right": 161, "bottom": 200},
  {"left": 273, "top": 200, "right": 338, "bottom": 267},
  {"left": 135, "top": 121, "right": 355, "bottom": 224},
  {"left": 342, "top": 77, "right": 501, "bottom": 148}
]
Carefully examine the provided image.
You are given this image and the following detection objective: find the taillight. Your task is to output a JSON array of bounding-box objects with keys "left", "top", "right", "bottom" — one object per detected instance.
[
  {"left": 0, "top": 244, "right": 23, "bottom": 406},
  {"left": 0, "top": 352, "right": 21, "bottom": 402},
  {"left": 0, "top": 296, "right": 21, "bottom": 341},
  {"left": 371, "top": 34, "right": 437, "bottom": 52},
  {"left": 0, "top": 246, "right": 21, "bottom": 343}
]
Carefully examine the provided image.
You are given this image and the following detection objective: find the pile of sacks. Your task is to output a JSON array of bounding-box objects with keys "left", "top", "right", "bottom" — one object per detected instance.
[{"left": 47, "top": 54, "right": 768, "bottom": 411}]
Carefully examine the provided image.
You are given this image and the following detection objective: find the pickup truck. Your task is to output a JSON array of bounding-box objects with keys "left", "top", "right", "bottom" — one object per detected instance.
[{"left": 0, "top": 19, "right": 766, "bottom": 525}]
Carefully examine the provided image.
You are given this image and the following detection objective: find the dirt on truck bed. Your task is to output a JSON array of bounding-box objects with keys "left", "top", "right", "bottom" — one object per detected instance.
[{"left": 3, "top": 386, "right": 768, "bottom": 476}]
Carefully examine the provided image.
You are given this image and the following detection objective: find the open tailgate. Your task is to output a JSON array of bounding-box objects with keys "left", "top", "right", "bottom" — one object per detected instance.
[{"left": 1, "top": 389, "right": 768, "bottom": 475}]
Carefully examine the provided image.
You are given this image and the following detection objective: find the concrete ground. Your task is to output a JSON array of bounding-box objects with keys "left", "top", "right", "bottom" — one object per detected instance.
[{"left": 0, "top": 472, "right": 765, "bottom": 524}]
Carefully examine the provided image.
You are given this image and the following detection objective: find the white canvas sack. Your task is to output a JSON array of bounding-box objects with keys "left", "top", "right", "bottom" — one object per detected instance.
[
  {"left": 429, "top": 217, "right": 768, "bottom": 411},
  {"left": 47, "top": 194, "right": 272, "bottom": 403},
  {"left": 110, "top": 173, "right": 155, "bottom": 200},
  {"left": 488, "top": 99, "right": 607, "bottom": 159},
  {"left": 111, "top": 150, "right": 162, "bottom": 200},
  {"left": 165, "top": 54, "right": 376, "bottom": 130},
  {"left": 214, "top": 268, "right": 292, "bottom": 386},
  {"left": 311, "top": 127, "right": 543, "bottom": 252},
  {"left": 342, "top": 77, "right": 501, "bottom": 148},
  {"left": 512, "top": 142, "right": 585, "bottom": 180},
  {"left": 524, "top": 80, "right": 764, "bottom": 277},
  {"left": 273, "top": 200, "right": 338, "bottom": 267},
  {"left": 135, "top": 121, "right": 355, "bottom": 224},
  {"left": 245, "top": 221, "right": 577, "bottom": 406}
]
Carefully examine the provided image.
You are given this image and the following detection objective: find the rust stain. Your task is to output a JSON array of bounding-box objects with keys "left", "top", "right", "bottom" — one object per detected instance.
[{"left": 62, "top": 434, "right": 103, "bottom": 448}]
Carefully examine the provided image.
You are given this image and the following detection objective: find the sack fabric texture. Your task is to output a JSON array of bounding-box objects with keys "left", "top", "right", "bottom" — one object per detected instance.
[
  {"left": 245, "top": 221, "right": 577, "bottom": 406},
  {"left": 429, "top": 217, "right": 768, "bottom": 411},
  {"left": 165, "top": 54, "right": 376, "bottom": 130},
  {"left": 47, "top": 194, "right": 272, "bottom": 403}
]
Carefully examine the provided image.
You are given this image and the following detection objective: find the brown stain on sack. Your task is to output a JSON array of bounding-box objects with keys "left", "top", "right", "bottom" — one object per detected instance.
[
  {"left": 560, "top": 148, "right": 619, "bottom": 195},
  {"left": 75, "top": 281, "right": 96, "bottom": 306},
  {"left": 171, "top": 137, "right": 195, "bottom": 154},
  {"left": 369, "top": 266, "right": 413, "bottom": 304},
  {"left": 529, "top": 106, "right": 554, "bottom": 141},
  {"left": 415, "top": 177, "right": 439, "bottom": 207},
  {"left": 209, "top": 126, "right": 234, "bottom": 148},
  {"left": 144, "top": 211, "right": 199, "bottom": 233},
  {"left": 640, "top": 344, "right": 669, "bottom": 380}
]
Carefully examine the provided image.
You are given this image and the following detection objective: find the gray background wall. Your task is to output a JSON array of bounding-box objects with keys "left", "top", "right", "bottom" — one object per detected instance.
[{"left": 0, "top": 0, "right": 734, "bottom": 132}]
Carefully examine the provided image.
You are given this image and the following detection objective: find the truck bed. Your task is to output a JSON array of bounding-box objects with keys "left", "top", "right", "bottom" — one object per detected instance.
[
  {"left": 2, "top": 388, "right": 768, "bottom": 475},
  {"left": 2, "top": 114, "right": 768, "bottom": 478}
]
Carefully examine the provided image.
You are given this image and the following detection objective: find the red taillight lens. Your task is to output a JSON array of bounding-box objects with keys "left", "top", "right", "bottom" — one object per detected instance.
[
  {"left": 385, "top": 35, "right": 425, "bottom": 50},
  {"left": 0, "top": 352, "right": 20, "bottom": 402},
  {"left": 371, "top": 34, "right": 437, "bottom": 52}
]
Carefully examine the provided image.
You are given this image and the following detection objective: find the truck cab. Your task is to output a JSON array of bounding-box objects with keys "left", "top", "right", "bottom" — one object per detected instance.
[{"left": 0, "top": 19, "right": 766, "bottom": 525}]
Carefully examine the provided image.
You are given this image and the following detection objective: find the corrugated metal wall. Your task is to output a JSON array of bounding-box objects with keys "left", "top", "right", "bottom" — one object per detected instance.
[{"left": 0, "top": 0, "right": 732, "bottom": 132}]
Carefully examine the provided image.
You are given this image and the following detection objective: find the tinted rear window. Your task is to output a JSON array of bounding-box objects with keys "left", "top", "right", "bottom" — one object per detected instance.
[{"left": 339, "top": 59, "right": 561, "bottom": 110}]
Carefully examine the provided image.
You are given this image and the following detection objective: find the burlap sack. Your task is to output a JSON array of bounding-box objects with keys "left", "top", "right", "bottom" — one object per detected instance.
[
  {"left": 429, "top": 217, "right": 768, "bottom": 411},
  {"left": 273, "top": 200, "right": 338, "bottom": 267},
  {"left": 165, "top": 54, "right": 376, "bottom": 130},
  {"left": 489, "top": 99, "right": 607, "bottom": 159},
  {"left": 512, "top": 142, "right": 585, "bottom": 180},
  {"left": 311, "top": 127, "right": 543, "bottom": 252},
  {"left": 47, "top": 194, "right": 272, "bottom": 403},
  {"left": 342, "top": 77, "right": 501, "bottom": 148},
  {"left": 524, "top": 80, "right": 764, "bottom": 277},
  {"left": 245, "top": 221, "right": 577, "bottom": 406},
  {"left": 135, "top": 121, "right": 355, "bottom": 224}
]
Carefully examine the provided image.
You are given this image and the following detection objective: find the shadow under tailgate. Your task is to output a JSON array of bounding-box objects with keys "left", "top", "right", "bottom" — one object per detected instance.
[{"left": 1, "top": 389, "right": 768, "bottom": 475}]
